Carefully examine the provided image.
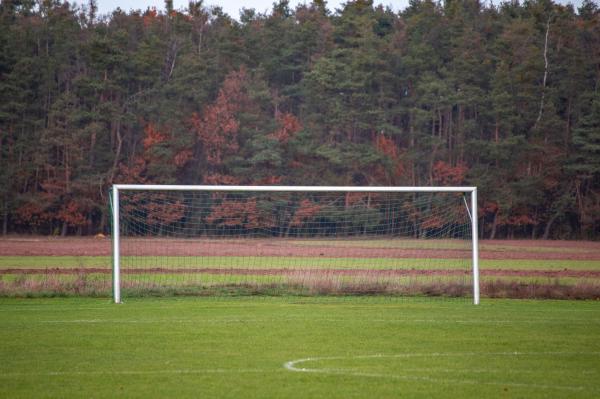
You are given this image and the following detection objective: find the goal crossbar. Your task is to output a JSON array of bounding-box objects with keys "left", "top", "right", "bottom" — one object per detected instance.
[
  {"left": 111, "top": 185, "right": 479, "bottom": 304},
  {"left": 113, "top": 184, "right": 476, "bottom": 193}
]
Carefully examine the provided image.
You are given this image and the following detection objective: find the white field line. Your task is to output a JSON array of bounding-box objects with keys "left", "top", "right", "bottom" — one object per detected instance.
[
  {"left": 285, "top": 303, "right": 600, "bottom": 312},
  {"left": 0, "top": 368, "right": 266, "bottom": 378},
  {"left": 32, "top": 317, "right": 600, "bottom": 325},
  {"left": 2, "top": 302, "right": 600, "bottom": 313},
  {"left": 0, "top": 303, "right": 284, "bottom": 312},
  {"left": 283, "top": 352, "right": 600, "bottom": 392},
  {"left": 332, "top": 366, "right": 600, "bottom": 376},
  {"left": 0, "top": 307, "right": 112, "bottom": 312}
]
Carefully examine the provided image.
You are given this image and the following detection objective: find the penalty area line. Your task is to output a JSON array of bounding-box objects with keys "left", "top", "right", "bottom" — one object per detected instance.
[
  {"left": 34, "top": 317, "right": 600, "bottom": 325},
  {"left": 0, "top": 368, "right": 267, "bottom": 377}
]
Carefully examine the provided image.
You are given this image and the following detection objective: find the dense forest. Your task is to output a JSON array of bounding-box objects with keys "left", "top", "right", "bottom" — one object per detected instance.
[{"left": 0, "top": 0, "right": 599, "bottom": 239}]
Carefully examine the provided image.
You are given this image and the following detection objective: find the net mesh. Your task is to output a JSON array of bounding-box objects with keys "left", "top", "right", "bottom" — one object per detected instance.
[{"left": 115, "top": 190, "right": 474, "bottom": 299}]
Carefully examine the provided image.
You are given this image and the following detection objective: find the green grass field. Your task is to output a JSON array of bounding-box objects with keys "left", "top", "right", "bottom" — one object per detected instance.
[
  {"left": 1, "top": 239, "right": 599, "bottom": 397},
  {"left": 2, "top": 255, "right": 600, "bottom": 270},
  {"left": 1, "top": 296, "right": 599, "bottom": 398},
  {"left": 290, "top": 239, "right": 600, "bottom": 253}
]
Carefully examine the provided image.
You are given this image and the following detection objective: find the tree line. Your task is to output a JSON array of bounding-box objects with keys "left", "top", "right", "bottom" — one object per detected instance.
[{"left": 0, "top": 0, "right": 599, "bottom": 239}]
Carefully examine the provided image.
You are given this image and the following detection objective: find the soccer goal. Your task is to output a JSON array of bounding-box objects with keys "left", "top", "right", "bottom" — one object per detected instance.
[{"left": 110, "top": 185, "right": 479, "bottom": 304}]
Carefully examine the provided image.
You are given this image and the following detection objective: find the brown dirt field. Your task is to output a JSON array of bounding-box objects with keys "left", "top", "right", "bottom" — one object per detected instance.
[
  {"left": 0, "top": 237, "right": 599, "bottom": 260},
  {"left": 483, "top": 240, "right": 600, "bottom": 250},
  {"left": 2, "top": 267, "right": 599, "bottom": 278}
]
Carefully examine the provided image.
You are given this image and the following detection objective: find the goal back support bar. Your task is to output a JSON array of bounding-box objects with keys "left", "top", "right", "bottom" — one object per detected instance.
[{"left": 111, "top": 185, "right": 479, "bottom": 304}]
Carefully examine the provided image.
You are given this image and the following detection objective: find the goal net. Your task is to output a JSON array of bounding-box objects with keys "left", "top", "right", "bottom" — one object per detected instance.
[{"left": 111, "top": 185, "right": 479, "bottom": 303}]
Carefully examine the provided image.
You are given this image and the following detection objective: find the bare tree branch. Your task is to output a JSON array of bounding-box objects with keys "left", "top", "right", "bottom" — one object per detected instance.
[{"left": 534, "top": 16, "right": 551, "bottom": 132}]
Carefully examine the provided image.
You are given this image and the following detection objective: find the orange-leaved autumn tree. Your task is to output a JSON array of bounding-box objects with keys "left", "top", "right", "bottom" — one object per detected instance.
[
  {"left": 17, "top": 169, "right": 90, "bottom": 236},
  {"left": 373, "top": 134, "right": 405, "bottom": 185},
  {"left": 118, "top": 122, "right": 190, "bottom": 184},
  {"left": 429, "top": 161, "right": 469, "bottom": 228},
  {"left": 206, "top": 198, "right": 275, "bottom": 230},
  {"left": 116, "top": 123, "right": 188, "bottom": 230},
  {"left": 120, "top": 192, "right": 186, "bottom": 231},
  {"left": 432, "top": 161, "right": 468, "bottom": 185},
  {"left": 269, "top": 112, "right": 302, "bottom": 143},
  {"left": 290, "top": 199, "right": 322, "bottom": 227},
  {"left": 190, "top": 68, "right": 248, "bottom": 173}
]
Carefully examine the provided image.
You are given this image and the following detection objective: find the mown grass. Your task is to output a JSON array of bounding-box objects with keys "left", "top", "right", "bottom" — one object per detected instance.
[
  {"left": 480, "top": 244, "right": 598, "bottom": 254},
  {"left": 2, "top": 255, "right": 600, "bottom": 270},
  {"left": 0, "top": 256, "right": 110, "bottom": 268},
  {"left": 0, "top": 256, "right": 600, "bottom": 270},
  {"left": 0, "top": 297, "right": 598, "bottom": 398},
  {"left": 288, "top": 239, "right": 598, "bottom": 253}
]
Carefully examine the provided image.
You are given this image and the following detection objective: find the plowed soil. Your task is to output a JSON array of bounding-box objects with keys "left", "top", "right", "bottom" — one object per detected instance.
[
  {"left": 2, "top": 267, "right": 600, "bottom": 278},
  {"left": 1, "top": 237, "right": 600, "bottom": 280},
  {"left": 0, "top": 237, "right": 599, "bottom": 260}
]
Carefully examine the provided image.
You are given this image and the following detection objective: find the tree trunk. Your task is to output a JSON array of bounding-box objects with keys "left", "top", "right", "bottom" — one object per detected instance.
[
  {"left": 89, "top": 129, "right": 97, "bottom": 167},
  {"left": 409, "top": 110, "right": 416, "bottom": 186},
  {"left": 2, "top": 208, "right": 7, "bottom": 236},
  {"left": 534, "top": 16, "right": 551, "bottom": 134},
  {"left": 1, "top": 196, "right": 6, "bottom": 235},
  {"left": 64, "top": 146, "right": 71, "bottom": 193},
  {"left": 108, "top": 119, "right": 123, "bottom": 184},
  {"left": 99, "top": 209, "right": 106, "bottom": 234},
  {"left": 565, "top": 97, "right": 572, "bottom": 148},
  {"left": 495, "top": 120, "right": 501, "bottom": 169},
  {"left": 458, "top": 104, "right": 465, "bottom": 162},
  {"left": 542, "top": 212, "right": 560, "bottom": 239},
  {"left": 575, "top": 179, "right": 585, "bottom": 235},
  {"left": 61, "top": 221, "right": 68, "bottom": 237},
  {"left": 489, "top": 210, "right": 498, "bottom": 239}
]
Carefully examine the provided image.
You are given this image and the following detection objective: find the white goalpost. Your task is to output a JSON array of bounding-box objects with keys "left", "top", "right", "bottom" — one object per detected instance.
[{"left": 111, "top": 185, "right": 479, "bottom": 304}]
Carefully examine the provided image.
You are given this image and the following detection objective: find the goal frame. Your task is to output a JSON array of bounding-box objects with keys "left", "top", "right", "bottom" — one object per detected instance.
[{"left": 111, "top": 185, "right": 479, "bottom": 304}]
